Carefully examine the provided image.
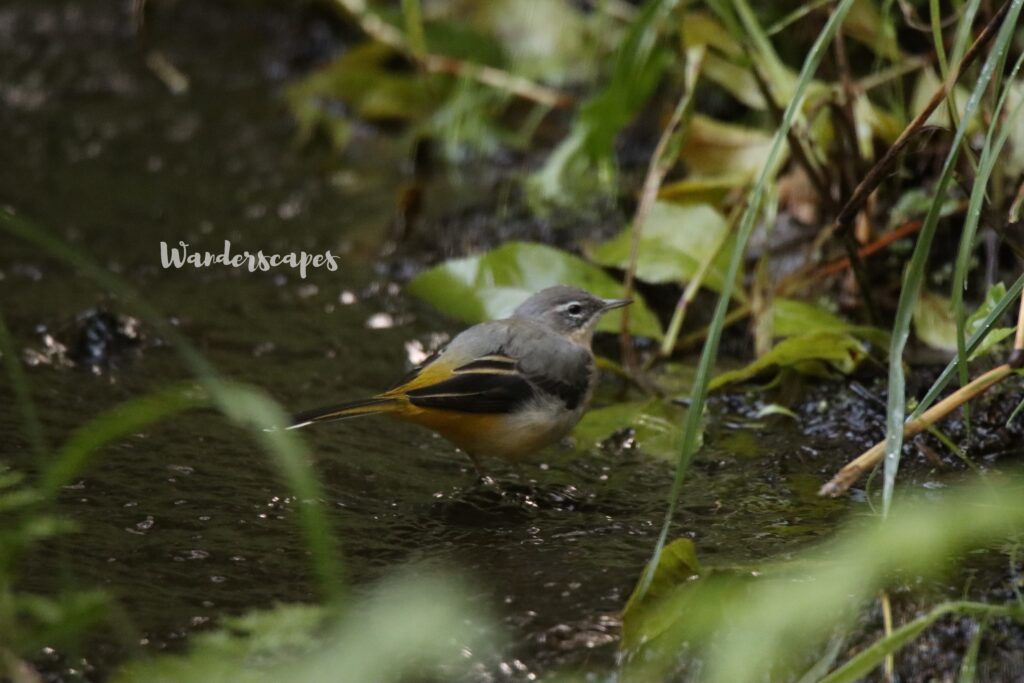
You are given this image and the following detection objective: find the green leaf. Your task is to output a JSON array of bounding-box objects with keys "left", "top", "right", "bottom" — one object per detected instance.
[
  {"left": 589, "top": 200, "right": 736, "bottom": 293},
  {"left": 285, "top": 42, "right": 441, "bottom": 149},
  {"left": 408, "top": 242, "right": 663, "bottom": 338},
  {"left": 844, "top": 0, "right": 901, "bottom": 60},
  {"left": 771, "top": 298, "right": 888, "bottom": 346},
  {"left": 621, "top": 538, "right": 702, "bottom": 650},
  {"left": 913, "top": 288, "right": 1015, "bottom": 357},
  {"left": 912, "top": 289, "right": 958, "bottom": 351},
  {"left": 573, "top": 399, "right": 687, "bottom": 460},
  {"left": 680, "top": 115, "right": 776, "bottom": 180},
  {"left": 709, "top": 332, "right": 868, "bottom": 390},
  {"left": 468, "top": 0, "right": 599, "bottom": 85}
]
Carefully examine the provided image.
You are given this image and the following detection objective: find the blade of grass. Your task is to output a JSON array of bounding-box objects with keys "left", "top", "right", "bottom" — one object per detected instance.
[
  {"left": 819, "top": 602, "right": 1018, "bottom": 683},
  {"left": 0, "top": 207, "right": 344, "bottom": 602},
  {"left": 916, "top": 273, "right": 1024, "bottom": 416},
  {"left": 950, "top": 48, "right": 1024, "bottom": 433},
  {"left": 39, "top": 384, "right": 203, "bottom": 498},
  {"left": 0, "top": 311, "right": 47, "bottom": 459},
  {"left": 635, "top": 0, "right": 857, "bottom": 599},
  {"left": 821, "top": 275, "right": 1024, "bottom": 496},
  {"left": 400, "top": 0, "right": 426, "bottom": 60},
  {"left": 880, "top": 0, "right": 1023, "bottom": 518},
  {"left": 957, "top": 617, "right": 988, "bottom": 683}
]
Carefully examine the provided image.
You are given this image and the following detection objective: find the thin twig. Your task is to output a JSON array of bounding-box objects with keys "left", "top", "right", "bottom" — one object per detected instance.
[
  {"left": 880, "top": 590, "right": 895, "bottom": 683},
  {"left": 619, "top": 49, "right": 705, "bottom": 370},
  {"left": 819, "top": 363, "right": 1016, "bottom": 497},
  {"left": 832, "top": 0, "right": 1012, "bottom": 237}
]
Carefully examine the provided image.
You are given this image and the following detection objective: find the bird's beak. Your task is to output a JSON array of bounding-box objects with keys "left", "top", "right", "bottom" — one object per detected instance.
[{"left": 601, "top": 298, "right": 632, "bottom": 311}]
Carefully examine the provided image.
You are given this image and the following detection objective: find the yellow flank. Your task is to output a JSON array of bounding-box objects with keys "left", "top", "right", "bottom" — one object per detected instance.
[{"left": 382, "top": 357, "right": 458, "bottom": 395}]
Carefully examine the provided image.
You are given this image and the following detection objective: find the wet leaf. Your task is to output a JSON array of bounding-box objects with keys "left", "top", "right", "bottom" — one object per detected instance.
[
  {"left": 679, "top": 11, "right": 742, "bottom": 58},
  {"left": 468, "top": 0, "right": 599, "bottom": 85},
  {"left": 709, "top": 332, "right": 868, "bottom": 390},
  {"left": 771, "top": 298, "right": 888, "bottom": 346},
  {"left": 912, "top": 290, "right": 957, "bottom": 351},
  {"left": 408, "top": 242, "right": 663, "bottom": 338},
  {"left": 845, "top": 0, "right": 901, "bottom": 60},
  {"left": 621, "top": 538, "right": 702, "bottom": 651},
  {"left": 285, "top": 42, "right": 440, "bottom": 149},
  {"left": 702, "top": 52, "right": 767, "bottom": 109},
  {"left": 589, "top": 200, "right": 737, "bottom": 294},
  {"left": 657, "top": 175, "right": 741, "bottom": 204},
  {"left": 573, "top": 399, "right": 687, "bottom": 460},
  {"left": 680, "top": 115, "right": 777, "bottom": 180}
]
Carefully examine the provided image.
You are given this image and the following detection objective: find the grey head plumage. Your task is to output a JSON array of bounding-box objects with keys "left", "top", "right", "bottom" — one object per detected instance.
[{"left": 511, "top": 285, "right": 631, "bottom": 340}]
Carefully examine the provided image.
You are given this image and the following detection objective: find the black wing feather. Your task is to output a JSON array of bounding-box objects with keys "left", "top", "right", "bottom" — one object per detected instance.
[{"left": 406, "top": 372, "right": 534, "bottom": 413}]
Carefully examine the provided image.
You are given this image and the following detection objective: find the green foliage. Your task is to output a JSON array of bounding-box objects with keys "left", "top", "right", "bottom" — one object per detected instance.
[
  {"left": 709, "top": 332, "right": 868, "bottom": 389},
  {"left": 114, "top": 572, "right": 489, "bottom": 683},
  {"left": 771, "top": 298, "right": 888, "bottom": 346},
  {"left": 880, "top": 0, "right": 1024, "bottom": 516},
  {"left": 621, "top": 538, "right": 702, "bottom": 651},
  {"left": 529, "top": 0, "right": 678, "bottom": 204},
  {"left": 573, "top": 399, "right": 688, "bottom": 460},
  {"left": 589, "top": 200, "right": 739, "bottom": 294},
  {"left": 407, "top": 241, "right": 663, "bottom": 339},
  {"left": 637, "top": 0, "right": 859, "bottom": 607},
  {"left": 914, "top": 285, "right": 1017, "bottom": 357},
  {"left": 621, "top": 478, "right": 1024, "bottom": 683}
]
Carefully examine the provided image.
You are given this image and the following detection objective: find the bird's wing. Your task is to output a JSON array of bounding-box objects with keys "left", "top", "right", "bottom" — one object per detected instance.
[{"left": 382, "top": 320, "right": 592, "bottom": 414}]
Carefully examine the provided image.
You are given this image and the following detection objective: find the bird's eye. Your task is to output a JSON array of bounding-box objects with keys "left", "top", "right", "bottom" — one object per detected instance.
[{"left": 566, "top": 303, "right": 583, "bottom": 316}]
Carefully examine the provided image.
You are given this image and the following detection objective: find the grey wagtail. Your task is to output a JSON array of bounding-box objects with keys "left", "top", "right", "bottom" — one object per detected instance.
[{"left": 290, "top": 285, "right": 631, "bottom": 469}]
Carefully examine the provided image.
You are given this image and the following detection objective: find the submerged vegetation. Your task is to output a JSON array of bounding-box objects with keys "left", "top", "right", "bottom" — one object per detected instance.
[{"left": 2, "top": 0, "right": 1024, "bottom": 681}]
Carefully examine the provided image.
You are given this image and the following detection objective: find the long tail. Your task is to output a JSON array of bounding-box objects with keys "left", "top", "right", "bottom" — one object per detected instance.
[{"left": 289, "top": 396, "right": 399, "bottom": 430}]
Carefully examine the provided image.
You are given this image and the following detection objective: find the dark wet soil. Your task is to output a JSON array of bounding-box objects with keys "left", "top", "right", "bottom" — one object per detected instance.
[{"left": 2, "top": 2, "right": 1023, "bottom": 682}]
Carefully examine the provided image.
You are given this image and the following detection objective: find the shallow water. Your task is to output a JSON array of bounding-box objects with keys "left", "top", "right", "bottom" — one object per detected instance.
[{"left": 2, "top": 2, "right": 1020, "bottom": 682}]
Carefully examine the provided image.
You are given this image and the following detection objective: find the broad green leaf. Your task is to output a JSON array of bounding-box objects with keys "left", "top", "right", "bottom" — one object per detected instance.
[
  {"left": 573, "top": 399, "right": 687, "bottom": 460},
  {"left": 621, "top": 538, "right": 702, "bottom": 650},
  {"left": 408, "top": 242, "right": 663, "bottom": 338},
  {"left": 658, "top": 175, "right": 742, "bottom": 203},
  {"left": 589, "top": 200, "right": 737, "bottom": 294},
  {"left": 680, "top": 115, "right": 776, "bottom": 180},
  {"left": 772, "top": 298, "right": 888, "bottom": 346},
  {"left": 709, "top": 332, "right": 868, "bottom": 390},
  {"left": 469, "top": 0, "right": 599, "bottom": 85},
  {"left": 912, "top": 290, "right": 959, "bottom": 351}
]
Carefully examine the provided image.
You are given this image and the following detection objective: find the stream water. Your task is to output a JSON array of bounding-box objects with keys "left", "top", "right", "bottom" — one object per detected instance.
[{"left": 2, "top": 2, "right": 1021, "bottom": 682}]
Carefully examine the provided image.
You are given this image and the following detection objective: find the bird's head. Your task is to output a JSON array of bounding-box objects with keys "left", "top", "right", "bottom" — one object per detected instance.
[{"left": 512, "top": 285, "right": 631, "bottom": 344}]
